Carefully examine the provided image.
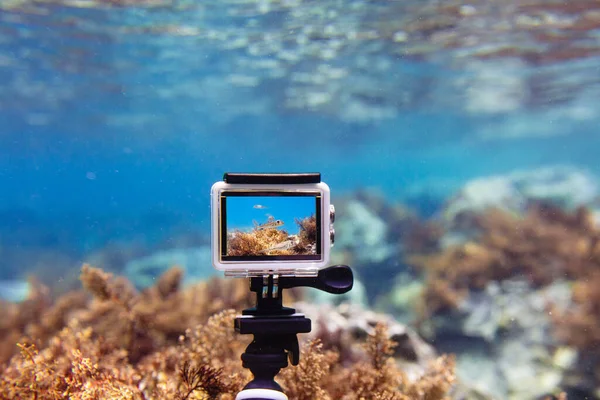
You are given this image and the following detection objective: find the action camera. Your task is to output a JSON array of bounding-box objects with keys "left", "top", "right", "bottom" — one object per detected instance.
[{"left": 211, "top": 173, "right": 335, "bottom": 277}]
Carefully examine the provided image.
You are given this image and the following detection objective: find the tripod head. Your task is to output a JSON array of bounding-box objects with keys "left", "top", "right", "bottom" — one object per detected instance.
[{"left": 235, "top": 265, "right": 353, "bottom": 400}]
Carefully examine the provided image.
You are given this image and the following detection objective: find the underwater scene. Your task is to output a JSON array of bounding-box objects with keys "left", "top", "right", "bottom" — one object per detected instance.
[{"left": 1, "top": 0, "right": 600, "bottom": 398}]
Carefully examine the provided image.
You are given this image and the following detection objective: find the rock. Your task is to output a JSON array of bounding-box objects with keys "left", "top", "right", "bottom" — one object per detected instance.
[
  {"left": 124, "top": 246, "right": 216, "bottom": 289},
  {"left": 332, "top": 194, "right": 421, "bottom": 301},
  {"left": 444, "top": 176, "right": 524, "bottom": 220},
  {"left": 0, "top": 280, "right": 30, "bottom": 302},
  {"left": 294, "top": 301, "right": 437, "bottom": 381},
  {"left": 375, "top": 272, "right": 424, "bottom": 325},
  {"left": 334, "top": 199, "right": 394, "bottom": 264},
  {"left": 423, "top": 280, "right": 574, "bottom": 400},
  {"left": 454, "top": 348, "right": 506, "bottom": 399},
  {"left": 444, "top": 166, "right": 599, "bottom": 223},
  {"left": 512, "top": 166, "right": 598, "bottom": 208}
]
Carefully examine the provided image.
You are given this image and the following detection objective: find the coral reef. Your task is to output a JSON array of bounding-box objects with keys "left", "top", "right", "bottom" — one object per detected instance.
[
  {"left": 0, "top": 265, "right": 457, "bottom": 399},
  {"left": 407, "top": 202, "right": 600, "bottom": 397}
]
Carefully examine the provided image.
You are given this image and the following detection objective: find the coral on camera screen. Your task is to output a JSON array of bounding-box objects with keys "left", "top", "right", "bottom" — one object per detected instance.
[{"left": 221, "top": 192, "right": 321, "bottom": 261}]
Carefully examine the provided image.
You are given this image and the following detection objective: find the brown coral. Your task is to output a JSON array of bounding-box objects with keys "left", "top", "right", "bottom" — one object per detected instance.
[
  {"left": 178, "top": 361, "right": 233, "bottom": 400},
  {"left": 227, "top": 228, "right": 290, "bottom": 256},
  {"left": 295, "top": 214, "right": 317, "bottom": 251},
  {"left": 76, "top": 265, "right": 254, "bottom": 364},
  {"left": 0, "top": 264, "right": 254, "bottom": 369},
  {"left": 0, "top": 278, "right": 88, "bottom": 366},
  {"left": 279, "top": 340, "right": 338, "bottom": 400},
  {"left": 1, "top": 322, "right": 143, "bottom": 399},
  {"left": 323, "top": 322, "right": 456, "bottom": 400}
]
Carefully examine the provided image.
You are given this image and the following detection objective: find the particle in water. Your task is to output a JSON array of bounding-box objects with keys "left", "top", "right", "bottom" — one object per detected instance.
[
  {"left": 393, "top": 31, "right": 408, "bottom": 42},
  {"left": 460, "top": 5, "right": 477, "bottom": 16}
]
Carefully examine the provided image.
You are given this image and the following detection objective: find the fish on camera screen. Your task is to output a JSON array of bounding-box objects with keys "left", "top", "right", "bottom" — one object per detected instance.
[{"left": 221, "top": 192, "right": 321, "bottom": 261}]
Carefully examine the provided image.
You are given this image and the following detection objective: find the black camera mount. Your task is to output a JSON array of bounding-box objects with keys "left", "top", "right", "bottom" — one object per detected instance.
[{"left": 234, "top": 265, "right": 353, "bottom": 400}]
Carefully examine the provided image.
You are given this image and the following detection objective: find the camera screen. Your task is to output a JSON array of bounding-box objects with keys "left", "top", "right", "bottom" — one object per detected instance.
[{"left": 220, "top": 191, "right": 322, "bottom": 261}]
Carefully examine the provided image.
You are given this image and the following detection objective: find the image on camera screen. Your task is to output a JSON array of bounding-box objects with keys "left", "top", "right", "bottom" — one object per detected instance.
[{"left": 221, "top": 193, "right": 321, "bottom": 260}]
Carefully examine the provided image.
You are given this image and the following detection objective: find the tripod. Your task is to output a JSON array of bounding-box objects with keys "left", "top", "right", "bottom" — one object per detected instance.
[{"left": 234, "top": 265, "right": 353, "bottom": 400}]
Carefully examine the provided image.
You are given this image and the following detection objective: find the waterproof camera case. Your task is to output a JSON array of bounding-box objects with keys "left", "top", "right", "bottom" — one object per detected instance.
[{"left": 211, "top": 173, "right": 334, "bottom": 277}]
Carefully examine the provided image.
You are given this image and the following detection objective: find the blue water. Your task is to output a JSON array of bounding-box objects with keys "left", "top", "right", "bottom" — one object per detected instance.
[
  {"left": 226, "top": 195, "right": 315, "bottom": 235},
  {"left": 1, "top": 1, "right": 600, "bottom": 281}
]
